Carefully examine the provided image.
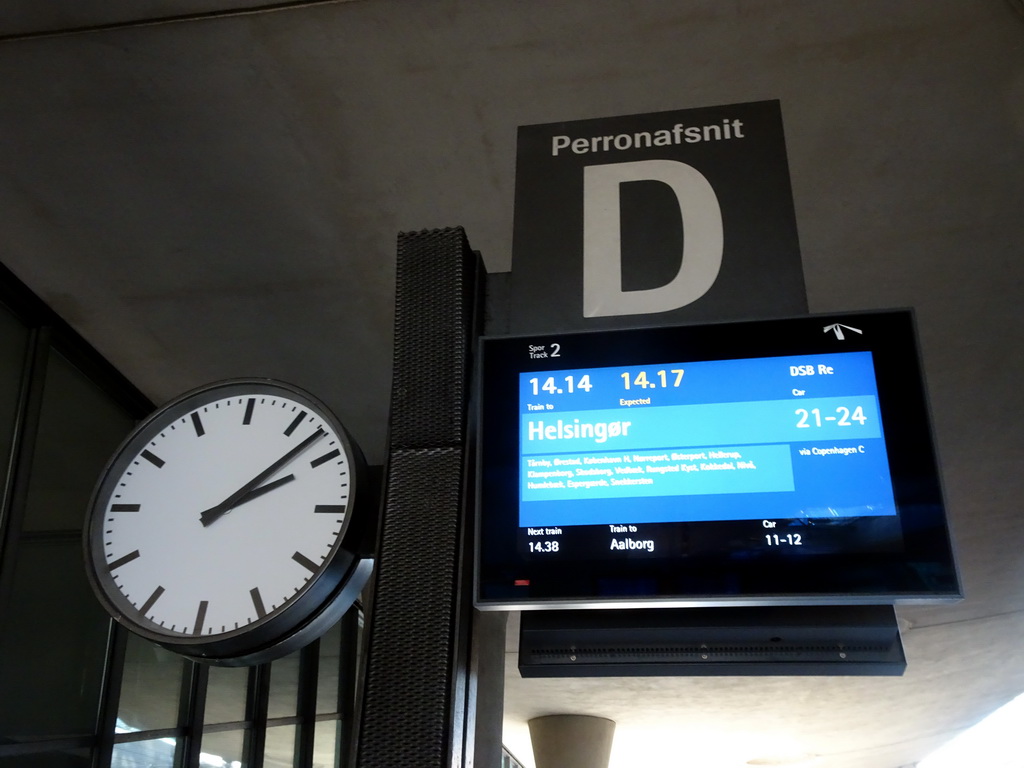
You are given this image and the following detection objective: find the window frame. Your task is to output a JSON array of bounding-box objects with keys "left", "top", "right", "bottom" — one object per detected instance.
[{"left": 0, "top": 262, "right": 363, "bottom": 768}]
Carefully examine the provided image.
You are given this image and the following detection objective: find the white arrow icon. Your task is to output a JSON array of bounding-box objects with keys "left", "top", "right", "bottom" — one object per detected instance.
[{"left": 824, "top": 323, "right": 863, "bottom": 340}]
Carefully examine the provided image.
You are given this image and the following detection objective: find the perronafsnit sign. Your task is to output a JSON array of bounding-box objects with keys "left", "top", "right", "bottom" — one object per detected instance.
[{"left": 508, "top": 100, "right": 806, "bottom": 333}]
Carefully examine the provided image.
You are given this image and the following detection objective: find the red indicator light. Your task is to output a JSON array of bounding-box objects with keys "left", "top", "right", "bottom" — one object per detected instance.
[{"left": 514, "top": 579, "right": 530, "bottom": 586}]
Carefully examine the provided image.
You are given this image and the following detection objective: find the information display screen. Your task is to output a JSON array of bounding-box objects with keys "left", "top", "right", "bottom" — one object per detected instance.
[{"left": 475, "top": 311, "right": 960, "bottom": 609}]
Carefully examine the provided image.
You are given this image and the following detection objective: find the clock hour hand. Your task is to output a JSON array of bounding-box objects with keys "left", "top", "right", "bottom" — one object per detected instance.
[
  {"left": 196, "top": 473, "right": 296, "bottom": 522},
  {"left": 235, "top": 474, "right": 295, "bottom": 505},
  {"left": 200, "top": 428, "right": 326, "bottom": 527}
]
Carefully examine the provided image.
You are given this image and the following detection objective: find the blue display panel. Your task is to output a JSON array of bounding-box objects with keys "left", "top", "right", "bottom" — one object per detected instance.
[
  {"left": 475, "top": 311, "right": 961, "bottom": 610},
  {"left": 517, "top": 352, "right": 895, "bottom": 527}
]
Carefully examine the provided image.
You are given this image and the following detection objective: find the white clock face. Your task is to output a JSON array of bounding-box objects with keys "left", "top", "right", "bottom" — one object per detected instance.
[{"left": 88, "top": 383, "right": 357, "bottom": 643}]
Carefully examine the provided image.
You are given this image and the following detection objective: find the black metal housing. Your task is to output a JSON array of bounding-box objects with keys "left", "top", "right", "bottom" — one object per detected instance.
[
  {"left": 519, "top": 605, "right": 907, "bottom": 677},
  {"left": 355, "top": 227, "right": 485, "bottom": 767}
]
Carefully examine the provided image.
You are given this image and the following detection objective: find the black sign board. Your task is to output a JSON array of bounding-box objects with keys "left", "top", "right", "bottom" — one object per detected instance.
[{"left": 508, "top": 100, "right": 806, "bottom": 333}]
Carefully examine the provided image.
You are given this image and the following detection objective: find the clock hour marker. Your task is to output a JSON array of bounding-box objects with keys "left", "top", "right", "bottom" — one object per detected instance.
[
  {"left": 139, "top": 585, "right": 165, "bottom": 615},
  {"left": 310, "top": 449, "right": 341, "bottom": 468},
  {"left": 243, "top": 398, "right": 255, "bottom": 425},
  {"left": 191, "top": 412, "right": 205, "bottom": 437},
  {"left": 250, "top": 587, "right": 267, "bottom": 618},
  {"left": 284, "top": 411, "right": 307, "bottom": 436},
  {"left": 141, "top": 450, "right": 165, "bottom": 468},
  {"left": 108, "top": 550, "right": 141, "bottom": 571},
  {"left": 110, "top": 504, "right": 140, "bottom": 512},
  {"left": 193, "top": 600, "right": 209, "bottom": 636},
  {"left": 314, "top": 505, "right": 345, "bottom": 514},
  {"left": 292, "top": 551, "right": 320, "bottom": 573}
]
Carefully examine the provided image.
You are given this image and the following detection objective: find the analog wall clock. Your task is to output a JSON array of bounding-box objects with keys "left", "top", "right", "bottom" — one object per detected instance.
[{"left": 84, "top": 379, "right": 374, "bottom": 666}]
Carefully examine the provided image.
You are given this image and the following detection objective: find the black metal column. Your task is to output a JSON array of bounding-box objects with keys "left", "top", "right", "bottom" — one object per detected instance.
[{"left": 354, "top": 227, "right": 484, "bottom": 768}]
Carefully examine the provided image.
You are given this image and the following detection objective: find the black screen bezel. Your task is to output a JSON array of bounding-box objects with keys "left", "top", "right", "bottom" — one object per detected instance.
[{"left": 474, "top": 310, "right": 961, "bottom": 609}]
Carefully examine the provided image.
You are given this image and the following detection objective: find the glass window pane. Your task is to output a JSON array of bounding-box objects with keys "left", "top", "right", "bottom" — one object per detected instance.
[
  {"left": 263, "top": 724, "right": 297, "bottom": 768},
  {"left": 200, "top": 728, "right": 247, "bottom": 768},
  {"left": 23, "top": 349, "right": 135, "bottom": 532},
  {"left": 112, "top": 738, "right": 177, "bottom": 768},
  {"left": 317, "top": 607, "right": 363, "bottom": 716},
  {"left": 314, "top": 719, "right": 341, "bottom": 768},
  {"left": 0, "top": 303, "right": 28, "bottom": 496},
  {"left": 204, "top": 664, "right": 250, "bottom": 725},
  {"left": 0, "top": 748, "right": 91, "bottom": 768},
  {"left": 267, "top": 650, "right": 300, "bottom": 719},
  {"left": 316, "top": 622, "right": 341, "bottom": 714},
  {"left": 116, "top": 633, "right": 186, "bottom": 732},
  {"left": 0, "top": 537, "right": 110, "bottom": 739}
]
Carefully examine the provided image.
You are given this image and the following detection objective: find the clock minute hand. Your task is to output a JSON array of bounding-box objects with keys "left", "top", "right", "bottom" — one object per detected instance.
[{"left": 200, "top": 428, "right": 326, "bottom": 527}]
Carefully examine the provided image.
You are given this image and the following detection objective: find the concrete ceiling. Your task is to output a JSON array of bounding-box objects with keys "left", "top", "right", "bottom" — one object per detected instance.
[{"left": 2, "top": 1, "right": 1023, "bottom": 767}]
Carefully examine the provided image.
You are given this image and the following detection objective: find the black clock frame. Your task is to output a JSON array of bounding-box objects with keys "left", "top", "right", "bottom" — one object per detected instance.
[{"left": 83, "top": 378, "right": 374, "bottom": 666}]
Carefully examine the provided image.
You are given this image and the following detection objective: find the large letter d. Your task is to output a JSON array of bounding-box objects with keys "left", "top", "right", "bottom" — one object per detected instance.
[{"left": 583, "top": 159, "right": 723, "bottom": 317}]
